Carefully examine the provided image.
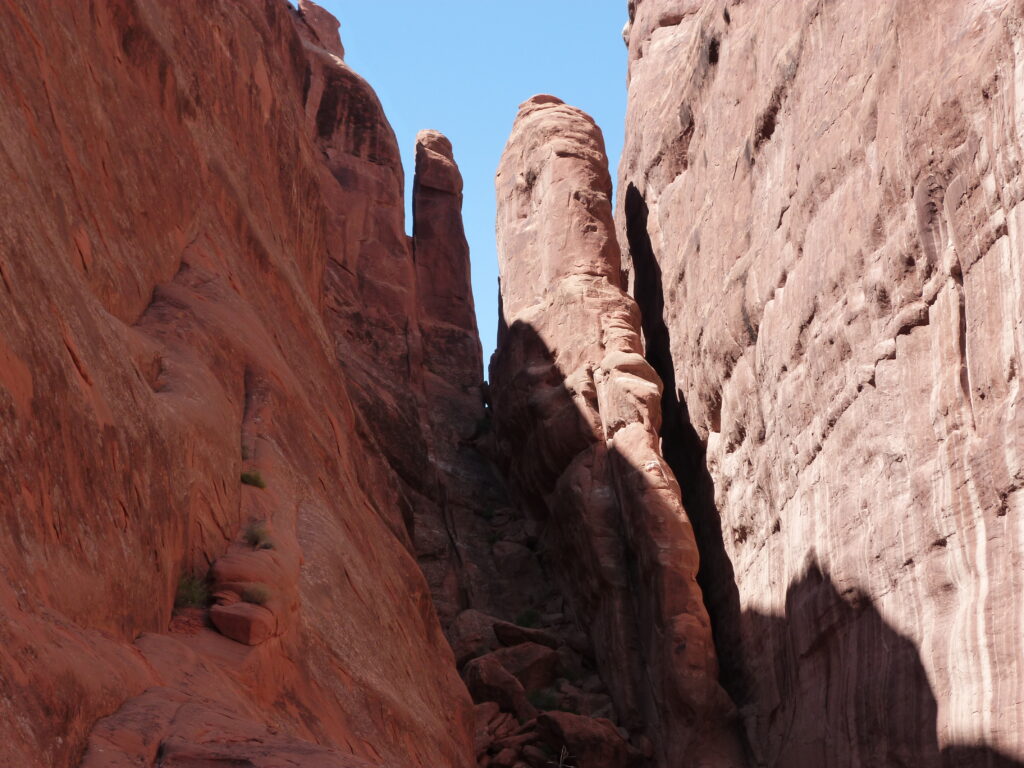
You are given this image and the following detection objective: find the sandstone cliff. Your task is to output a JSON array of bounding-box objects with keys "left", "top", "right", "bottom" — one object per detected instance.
[
  {"left": 618, "top": 1, "right": 1024, "bottom": 766},
  {"left": 0, "top": 2, "right": 476, "bottom": 766},
  {"left": 3, "top": 1, "right": 1023, "bottom": 767}
]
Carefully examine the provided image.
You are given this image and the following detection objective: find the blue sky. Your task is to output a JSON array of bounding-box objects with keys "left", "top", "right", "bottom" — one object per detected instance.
[{"left": 316, "top": 1, "right": 628, "bottom": 372}]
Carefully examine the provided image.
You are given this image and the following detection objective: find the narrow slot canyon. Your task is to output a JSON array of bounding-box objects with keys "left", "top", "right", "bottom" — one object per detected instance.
[{"left": 0, "top": 2, "right": 1022, "bottom": 768}]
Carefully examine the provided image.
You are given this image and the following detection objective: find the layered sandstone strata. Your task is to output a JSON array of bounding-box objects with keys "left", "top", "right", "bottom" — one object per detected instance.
[
  {"left": 0, "top": 2, "right": 475, "bottom": 766},
  {"left": 619, "top": 1, "right": 1024, "bottom": 765},
  {"left": 490, "top": 94, "right": 744, "bottom": 767}
]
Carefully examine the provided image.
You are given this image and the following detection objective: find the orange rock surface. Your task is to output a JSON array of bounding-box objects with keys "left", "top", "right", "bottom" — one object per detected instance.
[
  {"left": 0, "top": 2, "right": 473, "bottom": 766},
  {"left": 4, "top": 1, "right": 1024, "bottom": 766}
]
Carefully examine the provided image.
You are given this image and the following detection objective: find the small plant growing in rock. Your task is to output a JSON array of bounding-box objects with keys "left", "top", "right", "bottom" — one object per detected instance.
[
  {"left": 240, "top": 470, "right": 266, "bottom": 488},
  {"left": 243, "top": 521, "right": 274, "bottom": 549},
  {"left": 241, "top": 585, "right": 270, "bottom": 606},
  {"left": 548, "top": 746, "right": 576, "bottom": 768},
  {"left": 515, "top": 608, "right": 541, "bottom": 628},
  {"left": 174, "top": 571, "right": 209, "bottom": 609}
]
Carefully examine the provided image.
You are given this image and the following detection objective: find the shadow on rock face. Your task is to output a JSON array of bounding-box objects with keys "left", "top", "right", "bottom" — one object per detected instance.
[
  {"left": 625, "top": 182, "right": 750, "bottom": 718},
  {"left": 738, "top": 561, "right": 1024, "bottom": 768},
  {"left": 489, "top": 317, "right": 748, "bottom": 766},
  {"left": 490, "top": 290, "right": 1023, "bottom": 768},
  {"left": 623, "top": 181, "right": 1023, "bottom": 768}
]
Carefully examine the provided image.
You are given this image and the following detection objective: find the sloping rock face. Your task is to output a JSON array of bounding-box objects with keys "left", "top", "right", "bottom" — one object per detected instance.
[
  {"left": 490, "top": 95, "right": 745, "bottom": 767},
  {"left": 619, "top": 1, "right": 1024, "bottom": 766},
  {"left": 0, "top": 1, "right": 476, "bottom": 766}
]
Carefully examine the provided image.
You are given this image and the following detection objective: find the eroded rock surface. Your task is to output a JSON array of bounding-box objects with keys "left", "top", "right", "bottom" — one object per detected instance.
[
  {"left": 490, "top": 94, "right": 745, "bottom": 767},
  {"left": 409, "top": 128, "right": 504, "bottom": 626},
  {"left": 619, "top": 1, "right": 1024, "bottom": 765},
  {"left": 5, "top": 1, "right": 1022, "bottom": 766},
  {"left": 0, "top": 2, "right": 473, "bottom": 766}
]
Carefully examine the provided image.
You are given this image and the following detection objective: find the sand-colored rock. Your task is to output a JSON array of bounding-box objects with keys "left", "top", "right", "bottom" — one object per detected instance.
[
  {"left": 619, "top": 1, "right": 1024, "bottom": 764},
  {"left": 490, "top": 94, "right": 744, "bottom": 766}
]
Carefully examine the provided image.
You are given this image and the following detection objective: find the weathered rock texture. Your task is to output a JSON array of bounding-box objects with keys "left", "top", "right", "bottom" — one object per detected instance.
[
  {"left": 0, "top": 2, "right": 478, "bottom": 766},
  {"left": 409, "top": 128, "right": 504, "bottom": 625},
  {"left": 490, "top": 94, "right": 745, "bottom": 767},
  {"left": 7, "top": 0, "right": 1024, "bottom": 766},
  {"left": 408, "top": 126, "right": 638, "bottom": 764},
  {"left": 619, "top": 1, "right": 1024, "bottom": 766}
]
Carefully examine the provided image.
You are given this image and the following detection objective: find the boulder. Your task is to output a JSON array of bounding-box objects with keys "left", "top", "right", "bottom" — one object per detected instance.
[
  {"left": 493, "top": 620, "right": 560, "bottom": 650},
  {"left": 463, "top": 654, "right": 536, "bottom": 722},
  {"left": 209, "top": 602, "right": 276, "bottom": 646},
  {"left": 489, "top": 643, "right": 559, "bottom": 692},
  {"left": 448, "top": 609, "right": 499, "bottom": 666},
  {"left": 535, "top": 712, "right": 629, "bottom": 768}
]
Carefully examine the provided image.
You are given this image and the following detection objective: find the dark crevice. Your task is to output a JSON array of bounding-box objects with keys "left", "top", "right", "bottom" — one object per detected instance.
[
  {"left": 754, "top": 86, "right": 783, "bottom": 152},
  {"left": 314, "top": 76, "right": 340, "bottom": 139},
  {"left": 624, "top": 183, "right": 751, "bottom": 714},
  {"left": 300, "top": 63, "right": 312, "bottom": 106},
  {"left": 495, "top": 279, "right": 509, "bottom": 353},
  {"left": 954, "top": 277, "right": 976, "bottom": 429}
]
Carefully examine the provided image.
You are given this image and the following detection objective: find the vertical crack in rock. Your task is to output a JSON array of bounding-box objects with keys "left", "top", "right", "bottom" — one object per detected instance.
[{"left": 624, "top": 183, "right": 751, "bottom": 722}]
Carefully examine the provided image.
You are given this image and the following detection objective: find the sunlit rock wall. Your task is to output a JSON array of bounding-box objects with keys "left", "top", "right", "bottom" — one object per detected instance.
[{"left": 618, "top": 2, "right": 1024, "bottom": 765}]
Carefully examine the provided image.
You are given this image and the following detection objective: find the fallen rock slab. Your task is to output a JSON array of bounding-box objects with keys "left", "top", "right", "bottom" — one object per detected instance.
[{"left": 209, "top": 602, "right": 276, "bottom": 646}]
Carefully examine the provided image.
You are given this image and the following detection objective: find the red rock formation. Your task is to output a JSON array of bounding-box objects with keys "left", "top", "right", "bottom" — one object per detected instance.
[
  {"left": 619, "top": 1, "right": 1024, "bottom": 765},
  {"left": 409, "top": 128, "right": 501, "bottom": 625},
  {"left": 405, "top": 126, "right": 623, "bottom": 768},
  {"left": 0, "top": 1, "right": 475, "bottom": 766},
  {"left": 490, "top": 94, "right": 745, "bottom": 767},
  {"left": 535, "top": 712, "right": 630, "bottom": 768},
  {"left": 7, "top": 1, "right": 1021, "bottom": 766}
]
